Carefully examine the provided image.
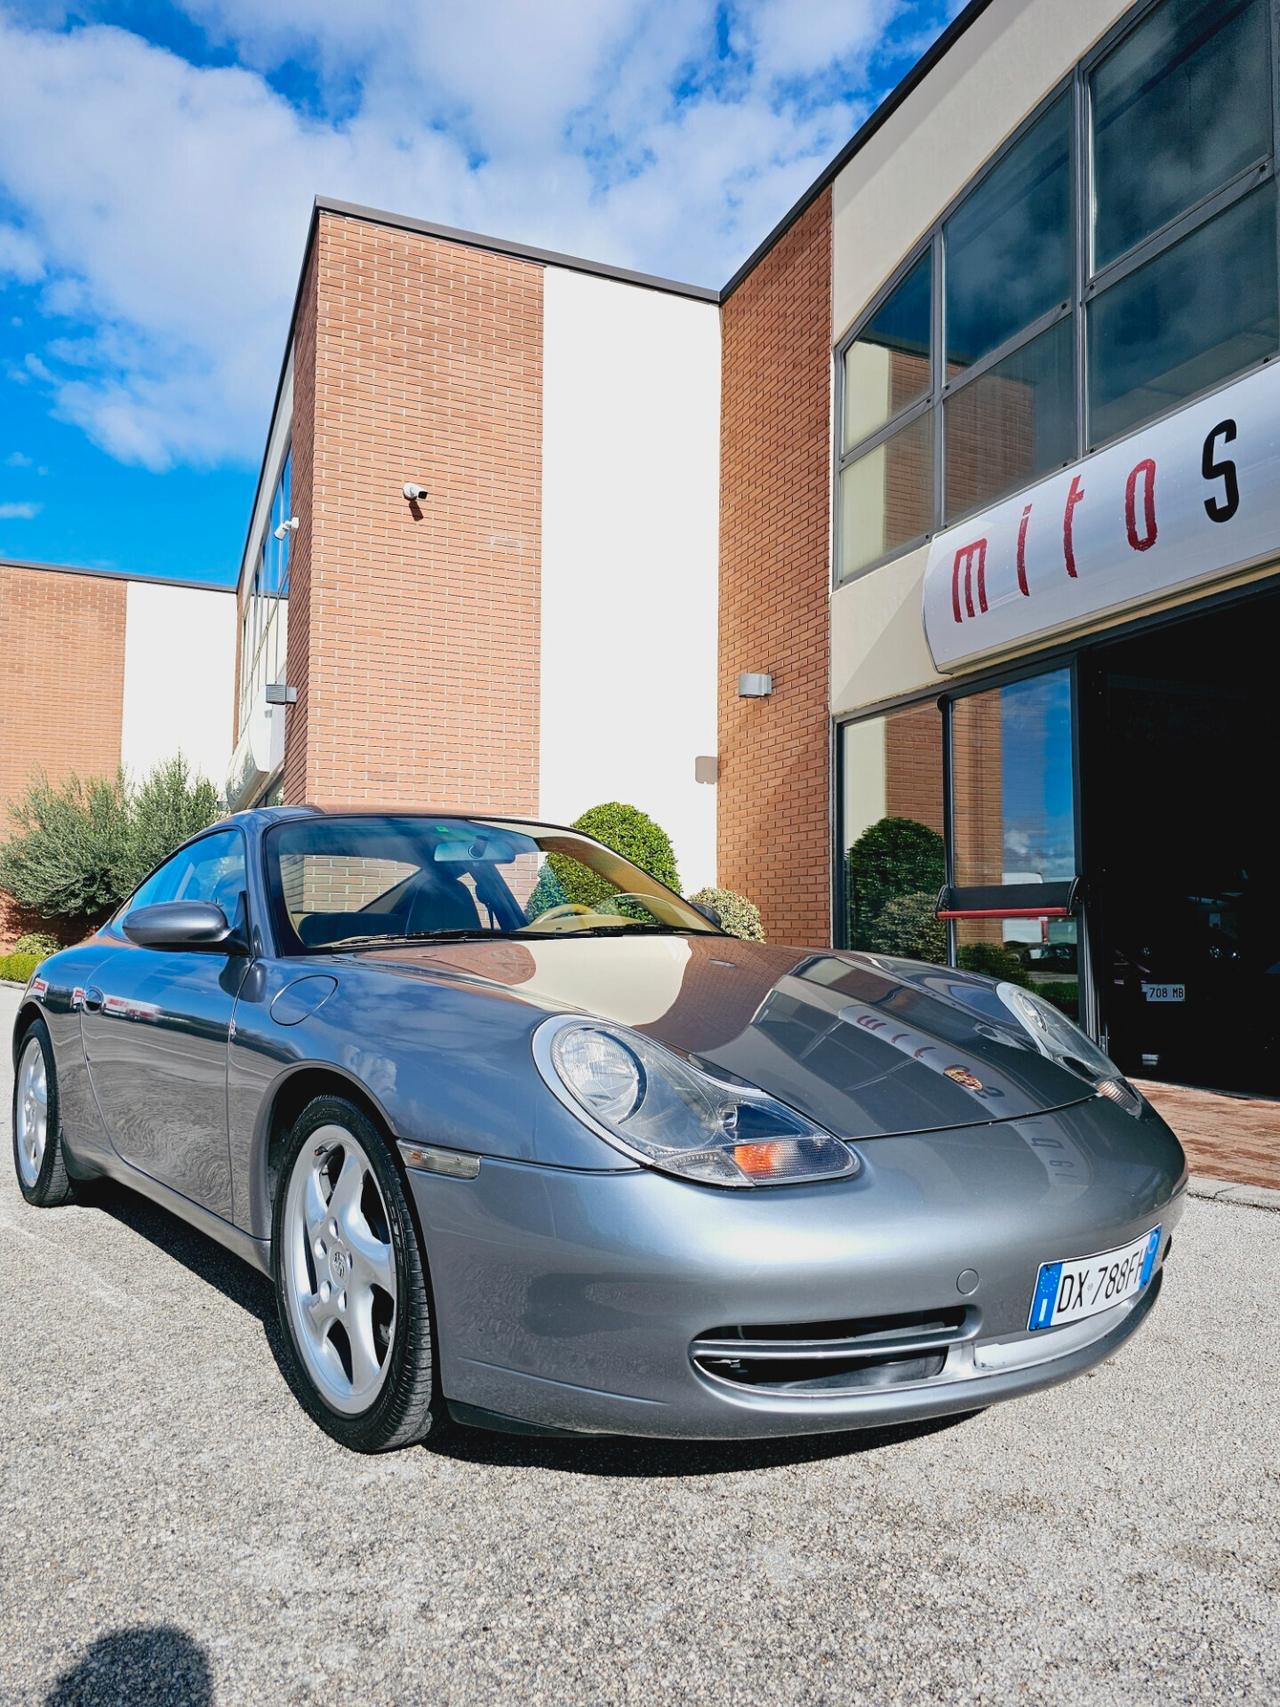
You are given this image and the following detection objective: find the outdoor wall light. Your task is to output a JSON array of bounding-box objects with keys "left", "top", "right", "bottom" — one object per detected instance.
[
  {"left": 273, "top": 516, "right": 299, "bottom": 540},
  {"left": 737, "top": 672, "right": 774, "bottom": 698}
]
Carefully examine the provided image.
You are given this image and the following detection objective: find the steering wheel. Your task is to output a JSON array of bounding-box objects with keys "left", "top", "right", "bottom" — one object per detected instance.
[{"left": 526, "top": 902, "right": 595, "bottom": 931}]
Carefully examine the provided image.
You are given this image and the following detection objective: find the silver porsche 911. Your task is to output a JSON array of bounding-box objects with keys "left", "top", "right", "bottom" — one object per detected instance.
[{"left": 11, "top": 807, "right": 1186, "bottom": 1452}]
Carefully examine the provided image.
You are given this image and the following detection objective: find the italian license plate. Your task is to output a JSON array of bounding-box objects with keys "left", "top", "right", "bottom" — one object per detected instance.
[
  {"left": 1141, "top": 983, "right": 1185, "bottom": 1002},
  {"left": 1027, "top": 1227, "right": 1161, "bottom": 1332}
]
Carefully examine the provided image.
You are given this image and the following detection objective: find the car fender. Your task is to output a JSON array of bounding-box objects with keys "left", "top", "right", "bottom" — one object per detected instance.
[{"left": 228, "top": 958, "right": 633, "bottom": 1241}]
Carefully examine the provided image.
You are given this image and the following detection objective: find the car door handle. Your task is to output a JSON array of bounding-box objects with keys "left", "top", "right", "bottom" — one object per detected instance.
[{"left": 82, "top": 986, "right": 104, "bottom": 1012}]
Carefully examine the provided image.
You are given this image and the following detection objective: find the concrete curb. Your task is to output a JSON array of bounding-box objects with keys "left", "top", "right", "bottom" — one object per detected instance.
[{"left": 1189, "top": 1175, "right": 1280, "bottom": 1213}]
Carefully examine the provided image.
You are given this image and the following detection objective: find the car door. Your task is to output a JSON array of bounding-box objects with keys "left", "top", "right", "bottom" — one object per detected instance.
[{"left": 80, "top": 827, "right": 251, "bottom": 1218}]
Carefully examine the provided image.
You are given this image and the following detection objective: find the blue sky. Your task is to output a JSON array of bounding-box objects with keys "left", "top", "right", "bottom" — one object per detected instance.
[{"left": 0, "top": 0, "right": 959, "bottom": 585}]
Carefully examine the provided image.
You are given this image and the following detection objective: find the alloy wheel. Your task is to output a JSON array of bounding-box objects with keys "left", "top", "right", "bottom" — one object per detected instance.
[
  {"left": 15, "top": 1036, "right": 48, "bottom": 1190},
  {"left": 281, "top": 1124, "right": 398, "bottom": 1415}
]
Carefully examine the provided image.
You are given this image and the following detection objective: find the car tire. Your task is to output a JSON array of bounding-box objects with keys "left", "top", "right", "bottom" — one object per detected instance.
[
  {"left": 12, "top": 1017, "right": 74, "bottom": 1208},
  {"left": 271, "top": 1094, "right": 442, "bottom": 1452}
]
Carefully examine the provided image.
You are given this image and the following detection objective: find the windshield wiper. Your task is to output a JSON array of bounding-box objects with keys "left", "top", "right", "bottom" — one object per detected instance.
[{"left": 320, "top": 929, "right": 522, "bottom": 950}]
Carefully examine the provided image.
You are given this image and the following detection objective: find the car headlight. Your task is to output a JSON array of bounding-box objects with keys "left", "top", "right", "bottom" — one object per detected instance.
[
  {"left": 535, "top": 1016, "right": 860, "bottom": 1187},
  {"left": 996, "top": 983, "right": 1143, "bottom": 1115}
]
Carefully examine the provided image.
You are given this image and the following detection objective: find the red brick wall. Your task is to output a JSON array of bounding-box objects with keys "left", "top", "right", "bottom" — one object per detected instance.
[
  {"left": 718, "top": 190, "right": 833, "bottom": 947},
  {"left": 0, "top": 563, "right": 128, "bottom": 947},
  {"left": 280, "top": 212, "right": 543, "bottom": 812}
]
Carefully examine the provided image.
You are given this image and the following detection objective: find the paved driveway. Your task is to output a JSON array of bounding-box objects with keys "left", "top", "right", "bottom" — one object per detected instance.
[{"left": 1, "top": 982, "right": 1276, "bottom": 1706}]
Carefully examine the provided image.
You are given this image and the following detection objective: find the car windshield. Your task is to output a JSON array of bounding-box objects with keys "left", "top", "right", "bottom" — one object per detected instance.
[{"left": 264, "top": 814, "right": 721, "bottom": 952}]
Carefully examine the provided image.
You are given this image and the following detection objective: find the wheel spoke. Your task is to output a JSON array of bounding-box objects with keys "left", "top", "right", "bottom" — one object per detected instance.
[
  {"left": 302, "top": 1168, "right": 332, "bottom": 1248},
  {"left": 305, "top": 1288, "right": 337, "bottom": 1337},
  {"left": 347, "top": 1286, "right": 383, "bottom": 1392},
  {"left": 329, "top": 1149, "right": 365, "bottom": 1224},
  {"left": 344, "top": 1218, "right": 395, "bottom": 1294}
]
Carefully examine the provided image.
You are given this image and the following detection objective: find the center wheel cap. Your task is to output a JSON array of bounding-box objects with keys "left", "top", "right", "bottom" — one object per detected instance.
[{"left": 329, "top": 1248, "right": 350, "bottom": 1284}]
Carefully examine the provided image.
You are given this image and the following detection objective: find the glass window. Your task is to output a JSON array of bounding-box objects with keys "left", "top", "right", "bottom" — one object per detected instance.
[
  {"left": 278, "top": 451, "right": 293, "bottom": 596},
  {"left": 1088, "top": 184, "right": 1278, "bottom": 445},
  {"left": 945, "top": 95, "right": 1071, "bottom": 371},
  {"left": 1091, "top": 0, "right": 1271, "bottom": 271},
  {"left": 956, "top": 917, "right": 1079, "bottom": 1018},
  {"left": 125, "top": 830, "right": 245, "bottom": 918},
  {"left": 843, "top": 252, "right": 931, "bottom": 450},
  {"left": 265, "top": 816, "right": 715, "bottom": 952},
  {"left": 943, "top": 316, "right": 1074, "bottom": 522},
  {"left": 838, "top": 412, "right": 933, "bottom": 581},
  {"left": 840, "top": 706, "right": 945, "bottom": 955},
  {"left": 952, "top": 671, "right": 1076, "bottom": 890}
]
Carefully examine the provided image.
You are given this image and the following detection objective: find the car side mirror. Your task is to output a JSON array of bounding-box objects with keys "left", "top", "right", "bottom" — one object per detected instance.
[
  {"left": 122, "top": 901, "right": 247, "bottom": 954},
  {"left": 692, "top": 901, "right": 722, "bottom": 928}
]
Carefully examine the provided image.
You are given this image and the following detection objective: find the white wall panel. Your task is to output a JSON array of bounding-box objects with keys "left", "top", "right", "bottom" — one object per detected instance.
[
  {"left": 121, "top": 581, "right": 237, "bottom": 788},
  {"left": 540, "top": 270, "right": 720, "bottom": 893}
]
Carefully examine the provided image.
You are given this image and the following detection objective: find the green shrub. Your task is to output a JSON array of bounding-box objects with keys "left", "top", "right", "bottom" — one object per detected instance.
[
  {"left": 13, "top": 932, "right": 59, "bottom": 960},
  {"left": 688, "top": 886, "right": 765, "bottom": 942},
  {"left": 845, "top": 817, "right": 945, "bottom": 950},
  {"left": 956, "top": 942, "right": 1031, "bottom": 987},
  {"left": 0, "top": 952, "right": 41, "bottom": 985},
  {"left": 868, "top": 890, "right": 947, "bottom": 963},
  {"left": 542, "top": 802, "right": 681, "bottom": 917},
  {"left": 0, "top": 756, "right": 223, "bottom": 932}
]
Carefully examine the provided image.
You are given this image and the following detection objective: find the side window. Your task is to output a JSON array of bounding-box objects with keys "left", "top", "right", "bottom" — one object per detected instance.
[{"left": 125, "top": 830, "right": 247, "bottom": 917}]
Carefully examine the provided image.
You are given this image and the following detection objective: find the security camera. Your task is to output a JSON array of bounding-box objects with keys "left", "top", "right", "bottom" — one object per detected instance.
[
  {"left": 273, "top": 516, "right": 299, "bottom": 541},
  {"left": 403, "top": 482, "right": 428, "bottom": 502}
]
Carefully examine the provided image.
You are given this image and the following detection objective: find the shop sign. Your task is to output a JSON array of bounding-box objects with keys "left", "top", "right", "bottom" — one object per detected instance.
[{"left": 922, "top": 358, "right": 1280, "bottom": 672}]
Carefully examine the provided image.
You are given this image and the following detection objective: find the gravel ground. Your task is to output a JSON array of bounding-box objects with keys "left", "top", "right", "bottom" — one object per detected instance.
[{"left": 1, "top": 984, "right": 1276, "bottom": 1706}]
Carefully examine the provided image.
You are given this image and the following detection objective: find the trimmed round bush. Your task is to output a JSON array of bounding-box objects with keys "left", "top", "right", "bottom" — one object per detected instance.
[
  {"left": 545, "top": 802, "right": 682, "bottom": 916},
  {"left": 869, "top": 890, "right": 947, "bottom": 963},
  {"left": 13, "top": 932, "right": 58, "bottom": 960},
  {"left": 845, "top": 817, "right": 944, "bottom": 949},
  {"left": 0, "top": 951, "right": 42, "bottom": 985},
  {"left": 688, "top": 886, "right": 765, "bottom": 942}
]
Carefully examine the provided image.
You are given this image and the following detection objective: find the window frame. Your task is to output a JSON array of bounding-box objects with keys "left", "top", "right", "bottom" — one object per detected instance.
[
  {"left": 833, "top": 0, "right": 1280, "bottom": 588},
  {"left": 110, "top": 825, "right": 251, "bottom": 936}
]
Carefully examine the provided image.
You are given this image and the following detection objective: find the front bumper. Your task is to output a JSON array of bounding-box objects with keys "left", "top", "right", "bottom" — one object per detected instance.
[{"left": 405, "top": 1097, "right": 1186, "bottom": 1439}]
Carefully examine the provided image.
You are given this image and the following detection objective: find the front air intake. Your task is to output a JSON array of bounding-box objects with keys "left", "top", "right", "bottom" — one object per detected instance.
[{"left": 690, "top": 1306, "right": 975, "bottom": 1395}]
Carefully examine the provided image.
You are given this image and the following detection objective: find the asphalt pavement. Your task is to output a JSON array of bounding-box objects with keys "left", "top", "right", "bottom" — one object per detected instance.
[{"left": 1, "top": 982, "right": 1276, "bottom": 1706}]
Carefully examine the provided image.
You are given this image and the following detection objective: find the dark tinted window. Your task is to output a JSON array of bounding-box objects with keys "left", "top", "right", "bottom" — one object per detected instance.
[
  {"left": 945, "top": 95, "right": 1071, "bottom": 370},
  {"left": 843, "top": 251, "right": 931, "bottom": 449},
  {"left": 1089, "top": 184, "right": 1278, "bottom": 444},
  {"left": 837, "top": 412, "right": 933, "bottom": 581},
  {"left": 1091, "top": 0, "right": 1271, "bottom": 270},
  {"left": 944, "top": 316, "right": 1074, "bottom": 521}
]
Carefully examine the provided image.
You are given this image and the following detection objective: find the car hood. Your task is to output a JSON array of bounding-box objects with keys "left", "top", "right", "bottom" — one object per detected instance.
[{"left": 351, "top": 935, "right": 1101, "bottom": 1138}]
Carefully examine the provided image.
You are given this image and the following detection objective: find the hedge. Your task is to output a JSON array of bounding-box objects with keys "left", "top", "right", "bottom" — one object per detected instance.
[
  {"left": 688, "top": 886, "right": 765, "bottom": 942},
  {"left": 0, "top": 952, "right": 42, "bottom": 985}
]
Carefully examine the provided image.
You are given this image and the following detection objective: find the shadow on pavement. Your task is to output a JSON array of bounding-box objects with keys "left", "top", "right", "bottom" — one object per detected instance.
[
  {"left": 81, "top": 1177, "right": 285, "bottom": 1362},
  {"left": 45, "top": 1626, "right": 212, "bottom": 1706},
  {"left": 429, "top": 1407, "right": 981, "bottom": 1477}
]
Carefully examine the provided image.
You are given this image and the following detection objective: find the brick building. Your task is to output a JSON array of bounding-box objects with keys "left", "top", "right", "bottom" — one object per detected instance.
[
  {"left": 223, "top": 0, "right": 1280, "bottom": 1119},
  {"left": 0, "top": 558, "right": 236, "bottom": 943},
  {"left": 8, "top": 0, "right": 1250, "bottom": 1131}
]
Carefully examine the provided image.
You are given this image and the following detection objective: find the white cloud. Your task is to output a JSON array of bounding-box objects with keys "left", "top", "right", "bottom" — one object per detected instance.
[
  {"left": 0, "top": 501, "right": 41, "bottom": 518},
  {"left": 0, "top": 219, "right": 44, "bottom": 281},
  {"left": 4, "top": 450, "right": 33, "bottom": 466},
  {"left": 0, "top": 1, "right": 928, "bottom": 471}
]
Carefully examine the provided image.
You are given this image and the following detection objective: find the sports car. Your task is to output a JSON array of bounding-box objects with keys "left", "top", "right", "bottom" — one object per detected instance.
[{"left": 11, "top": 807, "right": 1186, "bottom": 1452}]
